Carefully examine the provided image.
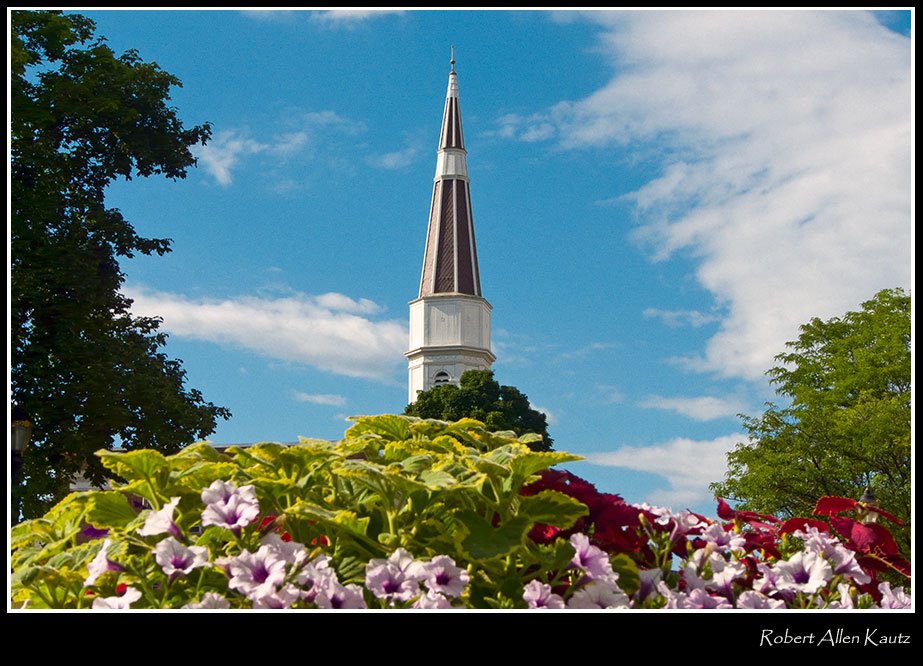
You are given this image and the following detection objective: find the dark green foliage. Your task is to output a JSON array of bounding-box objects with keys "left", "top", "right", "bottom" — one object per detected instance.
[
  {"left": 11, "top": 11, "right": 230, "bottom": 518},
  {"left": 404, "top": 370, "right": 554, "bottom": 451},
  {"left": 711, "top": 288, "right": 911, "bottom": 554}
]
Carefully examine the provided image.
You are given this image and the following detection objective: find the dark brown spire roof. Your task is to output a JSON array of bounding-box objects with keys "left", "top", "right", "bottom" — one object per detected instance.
[{"left": 418, "top": 61, "right": 482, "bottom": 298}]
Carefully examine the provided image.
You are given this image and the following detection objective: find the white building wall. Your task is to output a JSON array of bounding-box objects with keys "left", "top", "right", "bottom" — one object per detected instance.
[
  {"left": 409, "top": 295, "right": 490, "bottom": 350},
  {"left": 406, "top": 294, "right": 494, "bottom": 403}
]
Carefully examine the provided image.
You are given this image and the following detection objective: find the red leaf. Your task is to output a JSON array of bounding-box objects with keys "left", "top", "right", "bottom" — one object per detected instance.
[
  {"left": 829, "top": 516, "right": 899, "bottom": 556},
  {"left": 715, "top": 497, "right": 779, "bottom": 525},
  {"left": 716, "top": 497, "right": 735, "bottom": 521},
  {"left": 742, "top": 532, "right": 782, "bottom": 560},
  {"left": 813, "top": 496, "right": 857, "bottom": 516},
  {"left": 857, "top": 554, "right": 911, "bottom": 578},
  {"left": 779, "top": 517, "right": 829, "bottom": 534}
]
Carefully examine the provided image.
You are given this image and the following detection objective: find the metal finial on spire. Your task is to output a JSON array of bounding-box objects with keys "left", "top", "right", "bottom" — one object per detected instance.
[{"left": 450, "top": 45, "right": 455, "bottom": 73}]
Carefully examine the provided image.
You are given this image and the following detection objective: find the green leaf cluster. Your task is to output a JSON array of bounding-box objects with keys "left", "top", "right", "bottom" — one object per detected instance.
[{"left": 11, "top": 416, "right": 586, "bottom": 609}]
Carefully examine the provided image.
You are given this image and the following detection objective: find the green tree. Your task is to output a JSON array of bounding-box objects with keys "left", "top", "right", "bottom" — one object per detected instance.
[
  {"left": 710, "top": 288, "right": 911, "bottom": 553},
  {"left": 11, "top": 10, "right": 230, "bottom": 518},
  {"left": 404, "top": 370, "right": 554, "bottom": 452}
]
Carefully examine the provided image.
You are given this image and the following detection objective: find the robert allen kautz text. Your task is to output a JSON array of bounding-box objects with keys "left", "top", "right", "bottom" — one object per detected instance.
[{"left": 760, "top": 627, "right": 910, "bottom": 647}]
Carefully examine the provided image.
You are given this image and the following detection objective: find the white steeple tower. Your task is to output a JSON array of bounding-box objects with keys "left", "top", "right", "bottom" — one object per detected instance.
[{"left": 405, "top": 52, "right": 495, "bottom": 403}]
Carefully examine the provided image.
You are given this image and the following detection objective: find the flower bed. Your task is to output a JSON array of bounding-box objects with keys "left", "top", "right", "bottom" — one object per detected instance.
[{"left": 10, "top": 415, "right": 910, "bottom": 609}]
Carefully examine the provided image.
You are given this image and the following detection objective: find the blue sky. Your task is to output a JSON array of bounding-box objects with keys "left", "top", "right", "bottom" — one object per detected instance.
[{"left": 70, "top": 9, "right": 911, "bottom": 516}]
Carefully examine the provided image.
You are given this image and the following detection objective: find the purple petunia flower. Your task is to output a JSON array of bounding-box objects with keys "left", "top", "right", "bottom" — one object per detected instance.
[
  {"left": 773, "top": 551, "right": 833, "bottom": 595},
  {"left": 701, "top": 523, "right": 746, "bottom": 552},
  {"left": 137, "top": 497, "right": 182, "bottom": 539},
  {"left": 878, "top": 582, "right": 912, "bottom": 609},
  {"left": 250, "top": 583, "right": 303, "bottom": 609},
  {"left": 660, "top": 583, "right": 733, "bottom": 609},
  {"left": 365, "top": 548, "right": 425, "bottom": 604},
  {"left": 261, "top": 533, "right": 307, "bottom": 568},
  {"left": 752, "top": 561, "right": 785, "bottom": 597},
  {"left": 412, "top": 590, "right": 454, "bottom": 609},
  {"left": 522, "top": 580, "right": 565, "bottom": 609},
  {"left": 794, "top": 527, "right": 870, "bottom": 584},
  {"left": 567, "top": 578, "right": 630, "bottom": 609},
  {"left": 296, "top": 554, "right": 338, "bottom": 604},
  {"left": 826, "top": 582, "right": 856, "bottom": 609},
  {"left": 684, "top": 588, "right": 734, "bottom": 609},
  {"left": 736, "top": 590, "right": 785, "bottom": 609},
  {"left": 569, "top": 533, "right": 613, "bottom": 579},
  {"left": 633, "top": 502, "right": 672, "bottom": 525},
  {"left": 184, "top": 592, "right": 231, "bottom": 609},
  {"left": 706, "top": 553, "right": 745, "bottom": 599},
  {"left": 201, "top": 481, "right": 260, "bottom": 534},
  {"left": 84, "top": 538, "right": 123, "bottom": 587},
  {"left": 635, "top": 568, "right": 663, "bottom": 603},
  {"left": 152, "top": 537, "right": 209, "bottom": 578},
  {"left": 419, "top": 555, "right": 469, "bottom": 598},
  {"left": 681, "top": 549, "right": 710, "bottom": 591},
  {"left": 218, "top": 545, "right": 288, "bottom": 601},
  {"left": 314, "top": 582, "right": 368, "bottom": 609}
]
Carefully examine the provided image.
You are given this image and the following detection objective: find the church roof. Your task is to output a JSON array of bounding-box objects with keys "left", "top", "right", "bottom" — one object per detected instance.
[{"left": 418, "top": 52, "right": 483, "bottom": 298}]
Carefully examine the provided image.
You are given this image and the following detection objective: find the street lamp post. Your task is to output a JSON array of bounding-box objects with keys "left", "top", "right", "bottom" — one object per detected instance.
[{"left": 11, "top": 406, "right": 33, "bottom": 524}]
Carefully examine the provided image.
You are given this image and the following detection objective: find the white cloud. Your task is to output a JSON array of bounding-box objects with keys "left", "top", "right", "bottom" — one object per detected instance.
[
  {"left": 366, "top": 146, "right": 417, "bottom": 170},
  {"left": 124, "top": 286, "right": 406, "bottom": 381},
  {"left": 239, "top": 10, "right": 298, "bottom": 22},
  {"left": 195, "top": 130, "right": 267, "bottom": 186},
  {"left": 642, "top": 308, "right": 720, "bottom": 329},
  {"left": 298, "top": 111, "right": 366, "bottom": 135},
  {"left": 582, "top": 433, "right": 743, "bottom": 508},
  {"left": 500, "top": 11, "right": 911, "bottom": 381},
  {"left": 294, "top": 392, "right": 347, "bottom": 407},
  {"left": 310, "top": 10, "right": 404, "bottom": 27},
  {"left": 270, "top": 132, "right": 309, "bottom": 156},
  {"left": 637, "top": 395, "right": 745, "bottom": 421},
  {"left": 557, "top": 341, "right": 618, "bottom": 360},
  {"left": 314, "top": 292, "right": 382, "bottom": 315},
  {"left": 195, "top": 112, "right": 365, "bottom": 186},
  {"left": 594, "top": 384, "right": 625, "bottom": 404}
]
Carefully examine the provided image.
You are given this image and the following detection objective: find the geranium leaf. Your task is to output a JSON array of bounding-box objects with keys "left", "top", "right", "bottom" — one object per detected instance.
[
  {"left": 457, "top": 511, "right": 530, "bottom": 560},
  {"left": 86, "top": 491, "right": 138, "bottom": 528},
  {"left": 609, "top": 554, "right": 640, "bottom": 596},
  {"left": 287, "top": 501, "right": 337, "bottom": 522},
  {"left": 346, "top": 415, "right": 413, "bottom": 441},
  {"left": 97, "top": 449, "right": 168, "bottom": 481},
  {"left": 508, "top": 452, "right": 584, "bottom": 483},
  {"left": 517, "top": 490, "right": 588, "bottom": 529}
]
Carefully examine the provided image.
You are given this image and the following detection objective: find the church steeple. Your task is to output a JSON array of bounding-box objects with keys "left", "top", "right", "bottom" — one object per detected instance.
[
  {"left": 406, "top": 53, "right": 494, "bottom": 403},
  {"left": 418, "top": 51, "right": 482, "bottom": 298}
]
